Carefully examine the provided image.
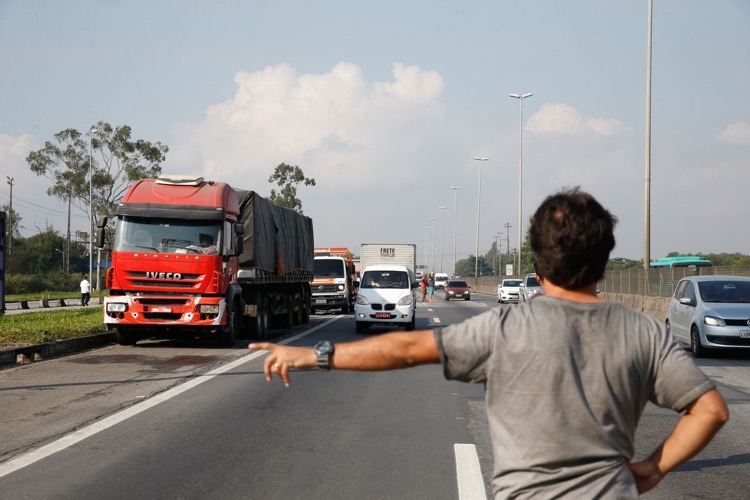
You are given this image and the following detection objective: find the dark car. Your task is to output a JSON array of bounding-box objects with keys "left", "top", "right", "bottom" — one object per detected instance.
[{"left": 444, "top": 280, "right": 471, "bottom": 301}]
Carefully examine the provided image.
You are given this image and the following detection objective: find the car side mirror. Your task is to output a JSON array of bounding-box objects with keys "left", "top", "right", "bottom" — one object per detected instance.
[{"left": 678, "top": 297, "right": 695, "bottom": 306}]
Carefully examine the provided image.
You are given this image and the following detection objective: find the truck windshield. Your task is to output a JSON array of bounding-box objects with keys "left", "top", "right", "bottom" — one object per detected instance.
[
  {"left": 113, "top": 217, "right": 222, "bottom": 255},
  {"left": 314, "top": 259, "right": 345, "bottom": 278}
]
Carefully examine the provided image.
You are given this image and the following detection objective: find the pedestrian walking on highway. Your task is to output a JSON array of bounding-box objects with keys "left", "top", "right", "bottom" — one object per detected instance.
[
  {"left": 427, "top": 273, "right": 435, "bottom": 302},
  {"left": 80, "top": 276, "right": 91, "bottom": 306},
  {"left": 250, "top": 187, "right": 728, "bottom": 499},
  {"left": 420, "top": 273, "right": 428, "bottom": 303}
]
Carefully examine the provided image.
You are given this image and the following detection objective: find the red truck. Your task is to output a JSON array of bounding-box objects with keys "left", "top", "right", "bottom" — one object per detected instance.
[{"left": 97, "top": 175, "right": 314, "bottom": 346}]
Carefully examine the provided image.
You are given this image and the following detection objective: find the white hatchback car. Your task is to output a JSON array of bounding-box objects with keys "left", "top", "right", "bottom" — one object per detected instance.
[
  {"left": 497, "top": 278, "right": 522, "bottom": 303},
  {"left": 355, "top": 265, "right": 417, "bottom": 333}
]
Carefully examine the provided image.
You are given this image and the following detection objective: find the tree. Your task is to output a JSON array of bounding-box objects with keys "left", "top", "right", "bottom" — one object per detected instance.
[
  {"left": 1, "top": 204, "right": 22, "bottom": 240},
  {"left": 26, "top": 122, "right": 168, "bottom": 228},
  {"left": 267, "top": 163, "right": 316, "bottom": 213}
]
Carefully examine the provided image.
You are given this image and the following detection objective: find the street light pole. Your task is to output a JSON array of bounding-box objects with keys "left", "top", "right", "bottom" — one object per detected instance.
[
  {"left": 472, "top": 157, "right": 489, "bottom": 286},
  {"left": 6, "top": 176, "right": 13, "bottom": 256},
  {"left": 438, "top": 205, "right": 447, "bottom": 273},
  {"left": 509, "top": 92, "right": 532, "bottom": 277},
  {"left": 429, "top": 217, "right": 437, "bottom": 273},
  {"left": 89, "top": 126, "right": 97, "bottom": 286},
  {"left": 644, "top": 0, "right": 653, "bottom": 273},
  {"left": 450, "top": 186, "right": 461, "bottom": 276}
]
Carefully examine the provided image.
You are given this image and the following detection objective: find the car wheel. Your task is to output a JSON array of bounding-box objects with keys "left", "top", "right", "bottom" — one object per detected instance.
[
  {"left": 691, "top": 325, "right": 707, "bottom": 358},
  {"left": 406, "top": 314, "right": 415, "bottom": 331},
  {"left": 464, "top": 296, "right": 470, "bottom": 301},
  {"left": 445, "top": 295, "right": 449, "bottom": 301},
  {"left": 356, "top": 321, "right": 369, "bottom": 334}
]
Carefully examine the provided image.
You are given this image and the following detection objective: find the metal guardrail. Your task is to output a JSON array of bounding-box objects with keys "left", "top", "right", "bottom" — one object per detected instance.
[
  {"left": 2, "top": 296, "right": 102, "bottom": 313},
  {"left": 467, "top": 266, "right": 750, "bottom": 298}
]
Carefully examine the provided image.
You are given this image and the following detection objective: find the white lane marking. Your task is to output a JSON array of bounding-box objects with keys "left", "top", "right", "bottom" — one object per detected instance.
[
  {"left": 0, "top": 316, "right": 342, "bottom": 479},
  {"left": 433, "top": 318, "right": 441, "bottom": 323},
  {"left": 455, "top": 443, "right": 487, "bottom": 500}
]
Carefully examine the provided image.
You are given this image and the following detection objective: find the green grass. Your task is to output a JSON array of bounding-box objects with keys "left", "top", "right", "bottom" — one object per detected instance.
[
  {"left": 0, "top": 307, "right": 109, "bottom": 346},
  {"left": 5, "top": 291, "right": 106, "bottom": 302}
]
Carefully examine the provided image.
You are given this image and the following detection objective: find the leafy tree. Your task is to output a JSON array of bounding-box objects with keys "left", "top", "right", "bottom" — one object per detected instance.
[
  {"left": 26, "top": 122, "right": 168, "bottom": 228},
  {"left": 1, "top": 203, "right": 22, "bottom": 240},
  {"left": 267, "top": 163, "right": 316, "bottom": 213},
  {"left": 607, "top": 257, "right": 642, "bottom": 270}
]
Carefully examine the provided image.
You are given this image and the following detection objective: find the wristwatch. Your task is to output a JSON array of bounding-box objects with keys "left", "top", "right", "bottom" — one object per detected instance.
[{"left": 314, "top": 340, "right": 335, "bottom": 371}]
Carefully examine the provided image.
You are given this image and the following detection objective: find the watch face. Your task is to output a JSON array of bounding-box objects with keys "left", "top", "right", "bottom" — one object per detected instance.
[{"left": 315, "top": 341, "right": 334, "bottom": 355}]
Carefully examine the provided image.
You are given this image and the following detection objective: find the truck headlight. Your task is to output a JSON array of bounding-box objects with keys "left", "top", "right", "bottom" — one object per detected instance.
[
  {"left": 107, "top": 303, "right": 127, "bottom": 313},
  {"left": 337, "top": 284, "right": 345, "bottom": 291},
  {"left": 199, "top": 304, "right": 220, "bottom": 314}
]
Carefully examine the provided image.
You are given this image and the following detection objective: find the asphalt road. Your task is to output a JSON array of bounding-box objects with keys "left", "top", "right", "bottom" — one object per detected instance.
[{"left": 1, "top": 293, "right": 749, "bottom": 499}]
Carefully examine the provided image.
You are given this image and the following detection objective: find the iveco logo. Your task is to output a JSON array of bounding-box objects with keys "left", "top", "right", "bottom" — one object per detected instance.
[
  {"left": 318, "top": 285, "right": 325, "bottom": 291},
  {"left": 747, "top": 319, "right": 750, "bottom": 327},
  {"left": 146, "top": 272, "right": 182, "bottom": 279}
]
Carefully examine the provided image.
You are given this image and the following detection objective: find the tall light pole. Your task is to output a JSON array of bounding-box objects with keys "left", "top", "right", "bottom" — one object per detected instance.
[
  {"left": 472, "top": 157, "right": 489, "bottom": 286},
  {"left": 450, "top": 186, "right": 461, "bottom": 276},
  {"left": 644, "top": 0, "right": 653, "bottom": 273},
  {"left": 6, "top": 176, "right": 13, "bottom": 256},
  {"left": 438, "top": 205, "right": 448, "bottom": 273},
  {"left": 88, "top": 126, "right": 97, "bottom": 285},
  {"left": 509, "top": 92, "right": 532, "bottom": 276},
  {"left": 422, "top": 232, "right": 429, "bottom": 276},
  {"left": 429, "top": 217, "right": 437, "bottom": 272}
]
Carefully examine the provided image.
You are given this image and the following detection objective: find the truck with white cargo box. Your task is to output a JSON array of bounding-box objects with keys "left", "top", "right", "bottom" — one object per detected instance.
[{"left": 359, "top": 243, "right": 417, "bottom": 277}]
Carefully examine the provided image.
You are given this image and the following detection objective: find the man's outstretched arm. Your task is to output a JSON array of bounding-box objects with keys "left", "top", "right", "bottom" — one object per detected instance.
[
  {"left": 628, "top": 387, "right": 729, "bottom": 494},
  {"left": 249, "top": 329, "right": 440, "bottom": 387}
]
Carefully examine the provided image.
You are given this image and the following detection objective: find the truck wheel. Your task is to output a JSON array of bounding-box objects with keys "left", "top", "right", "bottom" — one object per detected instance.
[
  {"left": 341, "top": 301, "right": 350, "bottom": 314},
  {"left": 115, "top": 326, "right": 138, "bottom": 346},
  {"left": 218, "top": 300, "right": 240, "bottom": 347},
  {"left": 248, "top": 295, "right": 270, "bottom": 339},
  {"left": 300, "top": 292, "right": 310, "bottom": 324},
  {"left": 293, "top": 293, "right": 303, "bottom": 325},
  {"left": 281, "top": 294, "right": 294, "bottom": 329}
]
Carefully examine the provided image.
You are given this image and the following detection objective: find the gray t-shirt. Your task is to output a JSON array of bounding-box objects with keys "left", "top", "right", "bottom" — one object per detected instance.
[{"left": 435, "top": 296, "right": 714, "bottom": 499}]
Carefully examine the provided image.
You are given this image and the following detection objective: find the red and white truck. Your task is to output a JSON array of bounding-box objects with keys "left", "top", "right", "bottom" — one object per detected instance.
[
  {"left": 311, "top": 247, "right": 357, "bottom": 313},
  {"left": 97, "top": 175, "right": 314, "bottom": 346}
]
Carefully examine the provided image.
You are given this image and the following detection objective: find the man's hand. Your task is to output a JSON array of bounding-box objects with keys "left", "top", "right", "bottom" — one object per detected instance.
[
  {"left": 248, "top": 342, "right": 317, "bottom": 387},
  {"left": 627, "top": 456, "right": 664, "bottom": 494}
]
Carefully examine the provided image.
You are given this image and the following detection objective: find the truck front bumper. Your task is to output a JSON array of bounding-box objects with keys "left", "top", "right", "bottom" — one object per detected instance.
[{"left": 104, "top": 294, "right": 227, "bottom": 328}]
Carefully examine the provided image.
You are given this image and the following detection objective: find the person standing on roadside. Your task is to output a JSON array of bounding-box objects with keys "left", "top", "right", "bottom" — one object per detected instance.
[
  {"left": 250, "top": 187, "right": 728, "bottom": 499},
  {"left": 420, "top": 273, "right": 428, "bottom": 303},
  {"left": 427, "top": 272, "right": 435, "bottom": 302},
  {"left": 80, "top": 276, "right": 91, "bottom": 306}
]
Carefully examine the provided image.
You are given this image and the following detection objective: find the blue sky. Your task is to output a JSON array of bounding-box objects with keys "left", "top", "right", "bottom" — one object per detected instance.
[{"left": 1, "top": 0, "right": 749, "bottom": 271}]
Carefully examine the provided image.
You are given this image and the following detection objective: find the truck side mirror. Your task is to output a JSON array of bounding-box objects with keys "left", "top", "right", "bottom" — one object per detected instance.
[
  {"left": 95, "top": 217, "right": 108, "bottom": 248},
  {"left": 234, "top": 223, "right": 244, "bottom": 255}
]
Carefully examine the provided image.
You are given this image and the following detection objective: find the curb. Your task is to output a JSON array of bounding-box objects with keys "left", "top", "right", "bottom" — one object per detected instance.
[{"left": 0, "top": 331, "right": 116, "bottom": 368}]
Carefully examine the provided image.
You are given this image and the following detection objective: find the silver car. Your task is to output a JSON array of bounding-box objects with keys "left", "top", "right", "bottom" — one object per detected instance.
[
  {"left": 666, "top": 275, "right": 750, "bottom": 358},
  {"left": 519, "top": 273, "right": 543, "bottom": 302},
  {"left": 497, "top": 278, "right": 522, "bottom": 303}
]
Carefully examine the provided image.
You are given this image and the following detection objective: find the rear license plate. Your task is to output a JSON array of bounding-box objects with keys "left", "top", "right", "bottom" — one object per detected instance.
[
  {"left": 740, "top": 330, "right": 750, "bottom": 339},
  {"left": 455, "top": 294, "right": 463, "bottom": 298},
  {"left": 152, "top": 306, "right": 172, "bottom": 313},
  {"left": 375, "top": 312, "right": 391, "bottom": 319},
  {"left": 315, "top": 299, "right": 327, "bottom": 304}
]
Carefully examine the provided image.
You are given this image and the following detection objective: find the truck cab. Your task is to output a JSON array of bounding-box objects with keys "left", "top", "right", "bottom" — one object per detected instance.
[{"left": 311, "top": 247, "right": 357, "bottom": 314}]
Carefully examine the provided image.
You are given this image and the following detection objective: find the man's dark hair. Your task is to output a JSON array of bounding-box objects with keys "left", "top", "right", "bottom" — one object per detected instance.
[{"left": 529, "top": 187, "right": 617, "bottom": 289}]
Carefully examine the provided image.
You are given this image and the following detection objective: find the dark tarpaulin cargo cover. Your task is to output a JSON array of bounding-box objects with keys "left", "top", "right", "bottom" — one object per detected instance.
[{"left": 234, "top": 189, "right": 314, "bottom": 274}]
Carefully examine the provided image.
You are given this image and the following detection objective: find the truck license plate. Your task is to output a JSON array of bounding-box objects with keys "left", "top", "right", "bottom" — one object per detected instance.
[
  {"left": 375, "top": 312, "right": 391, "bottom": 319},
  {"left": 740, "top": 330, "right": 750, "bottom": 339},
  {"left": 152, "top": 306, "right": 172, "bottom": 313},
  {"left": 315, "top": 299, "right": 327, "bottom": 304}
]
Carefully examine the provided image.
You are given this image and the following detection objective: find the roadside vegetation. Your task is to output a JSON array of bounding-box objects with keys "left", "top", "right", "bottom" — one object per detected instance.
[{"left": 0, "top": 307, "right": 108, "bottom": 346}]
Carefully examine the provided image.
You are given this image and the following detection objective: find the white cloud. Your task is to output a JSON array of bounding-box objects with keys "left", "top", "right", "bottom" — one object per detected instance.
[
  {"left": 0, "top": 133, "right": 33, "bottom": 162},
  {"left": 717, "top": 121, "right": 750, "bottom": 145},
  {"left": 526, "top": 103, "right": 632, "bottom": 136},
  {"left": 168, "top": 62, "right": 445, "bottom": 193}
]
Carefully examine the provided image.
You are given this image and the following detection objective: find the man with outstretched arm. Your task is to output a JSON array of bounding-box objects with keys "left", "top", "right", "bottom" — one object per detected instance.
[{"left": 250, "top": 187, "right": 728, "bottom": 498}]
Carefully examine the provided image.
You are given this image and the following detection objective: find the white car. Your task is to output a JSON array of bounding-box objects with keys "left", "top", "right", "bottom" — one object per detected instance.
[
  {"left": 434, "top": 272, "right": 449, "bottom": 289},
  {"left": 497, "top": 278, "right": 522, "bottom": 303},
  {"left": 355, "top": 265, "right": 417, "bottom": 333}
]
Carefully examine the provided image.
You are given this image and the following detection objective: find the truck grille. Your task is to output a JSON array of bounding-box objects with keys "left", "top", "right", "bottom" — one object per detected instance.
[
  {"left": 314, "top": 284, "right": 339, "bottom": 293},
  {"left": 128, "top": 271, "right": 202, "bottom": 290}
]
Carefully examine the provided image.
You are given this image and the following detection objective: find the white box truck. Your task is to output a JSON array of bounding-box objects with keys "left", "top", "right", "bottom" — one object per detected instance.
[{"left": 359, "top": 243, "right": 417, "bottom": 276}]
